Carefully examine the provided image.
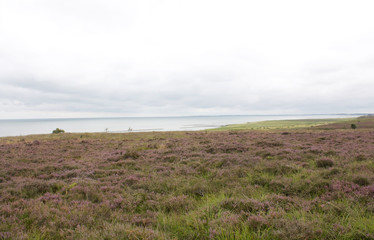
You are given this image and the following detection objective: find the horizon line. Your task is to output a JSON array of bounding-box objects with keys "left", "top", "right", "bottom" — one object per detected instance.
[{"left": 0, "top": 113, "right": 369, "bottom": 121}]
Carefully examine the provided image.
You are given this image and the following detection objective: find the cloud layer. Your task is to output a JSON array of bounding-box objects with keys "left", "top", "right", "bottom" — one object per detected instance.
[{"left": 1, "top": 0, "right": 374, "bottom": 118}]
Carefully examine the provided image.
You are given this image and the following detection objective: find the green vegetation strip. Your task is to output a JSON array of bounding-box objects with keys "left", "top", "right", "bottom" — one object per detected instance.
[{"left": 211, "top": 118, "right": 357, "bottom": 131}]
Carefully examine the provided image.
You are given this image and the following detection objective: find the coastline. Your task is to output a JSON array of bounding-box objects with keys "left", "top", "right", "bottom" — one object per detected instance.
[{"left": 0, "top": 114, "right": 365, "bottom": 138}]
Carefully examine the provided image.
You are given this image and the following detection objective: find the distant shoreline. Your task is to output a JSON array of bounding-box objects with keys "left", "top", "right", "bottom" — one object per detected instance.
[
  {"left": 0, "top": 113, "right": 367, "bottom": 121},
  {"left": 0, "top": 114, "right": 369, "bottom": 138}
]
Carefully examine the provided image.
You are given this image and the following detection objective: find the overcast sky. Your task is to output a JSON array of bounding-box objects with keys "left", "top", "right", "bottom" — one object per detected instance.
[{"left": 1, "top": 0, "right": 374, "bottom": 119}]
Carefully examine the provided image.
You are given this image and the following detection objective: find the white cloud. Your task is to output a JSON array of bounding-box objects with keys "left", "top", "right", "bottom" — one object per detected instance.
[{"left": 0, "top": 0, "right": 374, "bottom": 118}]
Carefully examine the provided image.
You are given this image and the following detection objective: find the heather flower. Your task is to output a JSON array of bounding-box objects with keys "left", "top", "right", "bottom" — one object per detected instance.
[
  {"left": 39, "top": 193, "right": 62, "bottom": 204},
  {"left": 219, "top": 211, "right": 241, "bottom": 227},
  {"left": 329, "top": 181, "right": 360, "bottom": 194},
  {"left": 209, "top": 228, "right": 219, "bottom": 239},
  {"left": 247, "top": 214, "right": 269, "bottom": 230},
  {"left": 124, "top": 175, "right": 142, "bottom": 186},
  {"left": 357, "top": 184, "right": 374, "bottom": 197},
  {"left": 0, "top": 232, "right": 11, "bottom": 240},
  {"left": 162, "top": 195, "right": 192, "bottom": 213}
]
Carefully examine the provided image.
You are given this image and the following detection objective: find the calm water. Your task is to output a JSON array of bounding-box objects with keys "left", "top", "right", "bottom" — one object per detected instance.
[{"left": 0, "top": 114, "right": 362, "bottom": 137}]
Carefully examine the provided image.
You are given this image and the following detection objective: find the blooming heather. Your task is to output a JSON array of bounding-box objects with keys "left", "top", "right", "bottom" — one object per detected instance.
[{"left": 1, "top": 123, "right": 374, "bottom": 239}]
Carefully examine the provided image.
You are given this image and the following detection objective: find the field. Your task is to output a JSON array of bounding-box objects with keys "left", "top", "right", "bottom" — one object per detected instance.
[
  {"left": 210, "top": 117, "right": 359, "bottom": 131},
  {"left": 1, "top": 117, "right": 374, "bottom": 239}
]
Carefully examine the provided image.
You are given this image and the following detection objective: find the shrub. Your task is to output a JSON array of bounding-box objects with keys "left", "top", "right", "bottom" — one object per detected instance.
[
  {"left": 161, "top": 195, "right": 193, "bottom": 213},
  {"left": 67, "top": 185, "right": 103, "bottom": 203},
  {"left": 321, "top": 168, "right": 340, "bottom": 179},
  {"left": 122, "top": 150, "right": 140, "bottom": 159},
  {"left": 185, "top": 184, "right": 209, "bottom": 198},
  {"left": 353, "top": 176, "right": 370, "bottom": 186},
  {"left": 351, "top": 123, "right": 357, "bottom": 129},
  {"left": 246, "top": 215, "right": 269, "bottom": 230},
  {"left": 52, "top": 128, "right": 65, "bottom": 134},
  {"left": 262, "top": 164, "right": 299, "bottom": 176},
  {"left": 316, "top": 158, "right": 334, "bottom": 168},
  {"left": 21, "top": 181, "right": 62, "bottom": 198},
  {"left": 355, "top": 154, "right": 366, "bottom": 162},
  {"left": 272, "top": 219, "right": 323, "bottom": 240}
]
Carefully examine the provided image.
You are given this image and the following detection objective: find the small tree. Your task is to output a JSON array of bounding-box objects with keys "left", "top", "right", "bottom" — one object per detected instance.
[
  {"left": 351, "top": 124, "right": 357, "bottom": 130},
  {"left": 52, "top": 128, "right": 65, "bottom": 134}
]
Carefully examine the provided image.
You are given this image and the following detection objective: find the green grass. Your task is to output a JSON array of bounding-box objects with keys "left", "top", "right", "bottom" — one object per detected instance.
[{"left": 210, "top": 118, "right": 358, "bottom": 131}]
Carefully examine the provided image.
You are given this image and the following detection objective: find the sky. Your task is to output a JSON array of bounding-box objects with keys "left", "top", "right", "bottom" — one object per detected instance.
[{"left": 0, "top": 0, "right": 374, "bottom": 119}]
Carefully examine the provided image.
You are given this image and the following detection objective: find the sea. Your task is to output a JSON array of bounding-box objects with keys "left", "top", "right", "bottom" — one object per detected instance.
[{"left": 0, "top": 114, "right": 363, "bottom": 137}]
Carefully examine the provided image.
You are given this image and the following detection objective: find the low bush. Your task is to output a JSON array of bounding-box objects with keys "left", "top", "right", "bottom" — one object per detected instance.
[
  {"left": 161, "top": 195, "right": 194, "bottom": 213},
  {"left": 21, "top": 181, "right": 62, "bottom": 198},
  {"left": 316, "top": 158, "right": 334, "bottom": 168},
  {"left": 353, "top": 176, "right": 370, "bottom": 186},
  {"left": 52, "top": 128, "right": 65, "bottom": 134}
]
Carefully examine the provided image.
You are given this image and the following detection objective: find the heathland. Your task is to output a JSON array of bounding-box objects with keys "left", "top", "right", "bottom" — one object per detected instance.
[{"left": 1, "top": 116, "right": 374, "bottom": 239}]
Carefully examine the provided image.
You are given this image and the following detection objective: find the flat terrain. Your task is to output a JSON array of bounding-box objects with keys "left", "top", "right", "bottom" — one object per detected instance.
[
  {"left": 211, "top": 117, "right": 361, "bottom": 131},
  {"left": 1, "top": 117, "right": 374, "bottom": 239}
]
